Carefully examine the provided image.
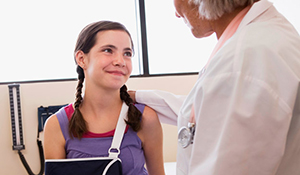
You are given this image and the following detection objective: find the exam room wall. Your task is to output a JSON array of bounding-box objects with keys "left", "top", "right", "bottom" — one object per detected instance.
[{"left": 0, "top": 74, "right": 197, "bottom": 175}]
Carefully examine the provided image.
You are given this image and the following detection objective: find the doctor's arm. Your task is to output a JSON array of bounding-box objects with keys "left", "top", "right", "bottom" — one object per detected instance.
[{"left": 131, "top": 90, "right": 186, "bottom": 125}]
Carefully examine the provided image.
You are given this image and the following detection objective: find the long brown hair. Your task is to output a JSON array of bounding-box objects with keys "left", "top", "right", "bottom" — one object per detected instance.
[{"left": 69, "top": 21, "right": 141, "bottom": 139}]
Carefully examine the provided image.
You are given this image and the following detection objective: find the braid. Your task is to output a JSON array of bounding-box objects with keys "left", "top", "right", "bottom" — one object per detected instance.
[
  {"left": 68, "top": 66, "right": 88, "bottom": 139},
  {"left": 120, "top": 85, "right": 142, "bottom": 132},
  {"left": 74, "top": 66, "right": 84, "bottom": 108}
]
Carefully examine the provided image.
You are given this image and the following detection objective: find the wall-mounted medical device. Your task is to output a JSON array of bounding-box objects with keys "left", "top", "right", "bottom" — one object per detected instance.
[
  {"left": 8, "top": 84, "right": 25, "bottom": 151},
  {"left": 8, "top": 84, "right": 44, "bottom": 175}
]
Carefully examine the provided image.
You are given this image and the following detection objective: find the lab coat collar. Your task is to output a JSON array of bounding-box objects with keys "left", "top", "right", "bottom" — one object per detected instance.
[{"left": 238, "top": 0, "right": 273, "bottom": 30}]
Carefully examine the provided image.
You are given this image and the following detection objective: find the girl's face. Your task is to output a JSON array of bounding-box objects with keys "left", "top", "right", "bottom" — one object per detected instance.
[{"left": 78, "top": 30, "right": 133, "bottom": 90}]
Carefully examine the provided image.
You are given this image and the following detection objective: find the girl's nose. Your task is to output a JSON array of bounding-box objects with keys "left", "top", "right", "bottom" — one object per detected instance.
[{"left": 113, "top": 53, "right": 126, "bottom": 67}]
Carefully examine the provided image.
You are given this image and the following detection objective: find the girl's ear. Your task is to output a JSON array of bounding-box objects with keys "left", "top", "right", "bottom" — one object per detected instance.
[{"left": 75, "top": 50, "right": 87, "bottom": 69}]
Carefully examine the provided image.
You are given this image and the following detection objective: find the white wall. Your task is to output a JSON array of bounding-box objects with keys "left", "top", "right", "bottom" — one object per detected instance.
[{"left": 0, "top": 74, "right": 198, "bottom": 175}]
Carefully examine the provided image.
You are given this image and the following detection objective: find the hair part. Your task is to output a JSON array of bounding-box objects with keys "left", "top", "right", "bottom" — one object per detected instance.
[
  {"left": 188, "top": 0, "right": 260, "bottom": 20},
  {"left": 69, "top": 21, "right": 140, "bottom": 139}
]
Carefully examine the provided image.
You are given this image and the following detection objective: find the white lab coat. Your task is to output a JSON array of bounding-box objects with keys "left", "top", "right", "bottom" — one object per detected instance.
[{"left": 136, "top": 0, "right": 300, "bottom": 174}]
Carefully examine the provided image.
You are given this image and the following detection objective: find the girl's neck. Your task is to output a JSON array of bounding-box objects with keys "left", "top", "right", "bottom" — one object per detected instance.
[
  {"left": 80, "top": 86, "right": 123, "bottom": 119},
  {"left": 79, "top": 88, "right": 124, "bottom": 133}
]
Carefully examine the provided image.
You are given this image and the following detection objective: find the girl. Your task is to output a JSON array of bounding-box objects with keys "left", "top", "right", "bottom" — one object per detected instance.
[{"left": 43, "top": 21, "right": 165, "bottom": 175}]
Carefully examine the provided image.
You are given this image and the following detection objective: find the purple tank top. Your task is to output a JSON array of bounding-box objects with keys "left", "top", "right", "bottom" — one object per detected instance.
[{"left": 55, "top": 103, "right": 148, "bottom": 175}]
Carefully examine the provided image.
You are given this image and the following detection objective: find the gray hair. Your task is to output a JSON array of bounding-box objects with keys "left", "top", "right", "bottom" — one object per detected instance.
[{"left": 189, "top": 0, "right": 259, "bottom": 20}]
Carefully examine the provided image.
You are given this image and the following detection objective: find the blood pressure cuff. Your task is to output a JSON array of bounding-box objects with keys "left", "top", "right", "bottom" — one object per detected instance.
[
  {"left": 38, "top": 104, "right": 67, "bottom": 132},
  {"left": 45, "top": 157, "right": 122, "bottom": 175}
]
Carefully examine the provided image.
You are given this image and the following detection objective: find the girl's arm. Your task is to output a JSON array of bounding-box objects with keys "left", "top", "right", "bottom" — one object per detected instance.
[
  {"left": 43, "top": 114, "right": 66, "bottom": 159},
  {"left": 138, "top": 106, "right": 165, "bottom": 175}
]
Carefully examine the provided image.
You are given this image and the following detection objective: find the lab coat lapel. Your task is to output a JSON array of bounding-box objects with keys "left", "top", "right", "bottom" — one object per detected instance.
[{"left": 238, "top": 0, "right": 273, "bottom": 30}]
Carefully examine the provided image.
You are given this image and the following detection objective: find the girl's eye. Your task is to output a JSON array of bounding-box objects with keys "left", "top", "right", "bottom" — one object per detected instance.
[
  {"left": 124, "top": 52, "right": 132, "bottom": 57},
  {"left": 103, "top": 48, "right": 113, "bottom": 53}
]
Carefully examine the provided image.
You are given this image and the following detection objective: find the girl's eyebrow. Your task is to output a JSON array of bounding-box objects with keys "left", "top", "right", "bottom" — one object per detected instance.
[
  {"left": 101, "top": 45, "right": 132, "bottom": 52},
  {"left": 101, "top": 44, "right": 117, "bottom": 49},
  {"left": 124, "top": 47, "right": 133, "bottom": 52}
]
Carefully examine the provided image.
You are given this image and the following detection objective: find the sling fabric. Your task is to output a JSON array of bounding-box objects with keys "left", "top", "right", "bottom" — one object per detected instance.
[
  {"left": 45, "top": 157, "right": 122, "bottom": 175},
  {"left": 45, "top": 102, "right": 129, "bottom": 175}
]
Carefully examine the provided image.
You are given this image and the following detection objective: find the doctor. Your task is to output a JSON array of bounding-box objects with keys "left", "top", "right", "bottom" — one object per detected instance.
[{"left": 130, "top": 0, "right": 300, "bottom": 174}]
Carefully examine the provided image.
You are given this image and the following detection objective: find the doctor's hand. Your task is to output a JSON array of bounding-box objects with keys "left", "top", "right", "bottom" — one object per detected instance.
[{"left": 128, "top": 90, "right": 136, "bottom": 103}]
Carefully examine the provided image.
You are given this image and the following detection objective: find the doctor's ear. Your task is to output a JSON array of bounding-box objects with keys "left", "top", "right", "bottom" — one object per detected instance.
[{"left": 75, "top": 50, "right": 87, "bottom": 69}]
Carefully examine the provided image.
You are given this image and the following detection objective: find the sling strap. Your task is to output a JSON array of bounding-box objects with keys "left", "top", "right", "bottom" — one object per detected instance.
[{"left": 108, "top": 102, "right": 128, "bottom": 159}]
